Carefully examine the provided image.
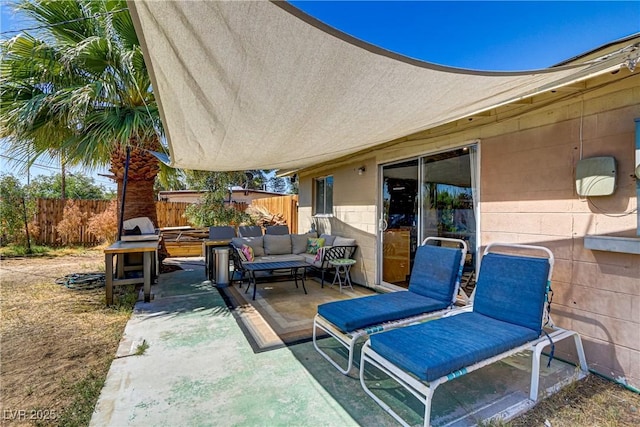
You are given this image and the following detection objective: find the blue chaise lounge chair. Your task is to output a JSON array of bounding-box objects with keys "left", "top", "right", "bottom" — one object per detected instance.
[
  {"left": 359, "top": 243, "right": 588, "bottom": 427},
  {"left": 313, "top": 237, "right": 467, "bottom": 375}
]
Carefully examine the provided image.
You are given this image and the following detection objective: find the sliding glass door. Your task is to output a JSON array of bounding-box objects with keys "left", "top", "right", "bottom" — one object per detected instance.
[
  {"left": 381, "top": 160, "right": 418, "bottom": 287},
  {"left": 380, "top": 146, "right": 478, "bottom": 289},
  {"left": 420, "top": 147, "right": 476, "bottom": 250}
]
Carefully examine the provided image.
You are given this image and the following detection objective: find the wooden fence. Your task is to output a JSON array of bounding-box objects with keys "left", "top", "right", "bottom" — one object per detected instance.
[
  {"left": 155, "top": 201, "right": 191, "bottom": 228},
  {"left": 30, "top": 195, "right": 298, "bottom": 245},
  {"left": 34, "top": 198, "right": 112, "bottom": 246},
  {"left": 251, "top": 194, "right": 298, "bottom": 233}
]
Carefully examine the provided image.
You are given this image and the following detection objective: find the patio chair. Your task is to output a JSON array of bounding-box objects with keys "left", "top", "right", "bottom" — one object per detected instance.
[
  {"left": 265, "top": 225, "right": 289, "bottom": 235},
  {"left": 313, "top": 237, "right": 467, "bottom": 375},
  {"left": 208, "top": 226, "right": 236, "bottom": 240},
  {"left": 359, "top": 243, "right": 588, "bottom": 427},
  {"left": 238, "top": 225, "right": 263, "bottom": 237}
]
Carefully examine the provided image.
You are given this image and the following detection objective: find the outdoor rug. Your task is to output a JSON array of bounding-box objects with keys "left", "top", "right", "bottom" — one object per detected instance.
[{"left": 220, "top": 276, "right": 376, "bottom": 352}]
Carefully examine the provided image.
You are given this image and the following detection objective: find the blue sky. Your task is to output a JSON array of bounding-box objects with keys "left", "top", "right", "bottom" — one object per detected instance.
[
  {"left": 1, "top": 1, "right": 639, "bottom": 185},
  {"left": 289, "top": 1, "right": 640, "bottom": 71}
]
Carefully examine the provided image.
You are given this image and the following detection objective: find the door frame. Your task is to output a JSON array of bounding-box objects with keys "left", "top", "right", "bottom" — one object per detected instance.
[{"left": 376, "top": 142, "right": 481, "bottom": 289}]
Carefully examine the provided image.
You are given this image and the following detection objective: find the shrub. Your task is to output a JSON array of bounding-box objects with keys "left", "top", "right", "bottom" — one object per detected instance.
[
  {"left": 87, "top": 200, "right": 118, "bottom": 244},
  {"left": 0, "top": 174, "right": 36, "bottom": 246},
  {"left": 26, "top": 221, "right": 40, "bottom": 244},
  {"left": 56, "top": 200, "right": 88, "bottom": 244},
  {"left": 183, "top": 170, "right": 253, "bottom": 227}
]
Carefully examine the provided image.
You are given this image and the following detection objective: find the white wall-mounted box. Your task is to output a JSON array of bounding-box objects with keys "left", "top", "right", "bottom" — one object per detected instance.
[{"left": 575, "top": 156, "right": 616, "bottom": 197}]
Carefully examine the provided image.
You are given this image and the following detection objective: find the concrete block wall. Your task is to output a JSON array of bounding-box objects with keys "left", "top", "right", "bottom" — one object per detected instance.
[
  {"left": 298, "top": 158, "right": 378, "bottom": 286},
  {"left": 297, "top": 72, "right": 639, "bottom": 388},
  {"left": 481, "top": 102, "right": 639, "bottom": 388}
]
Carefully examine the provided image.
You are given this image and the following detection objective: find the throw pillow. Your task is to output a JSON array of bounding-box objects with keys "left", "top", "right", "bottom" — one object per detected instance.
[
  {"left": 314, "top": 245, "right": 331, "bottom": 262},
  {"left": 241, "top": 244, "right": 254, "bottom": 262},
  {"left": 236, "top": 247, "right": 248, "bottom": 262},
  {"left": 306, "top": 237, "right": 325, "bottom": 254},
  {"left": 291, "top": 232, "right": 316, "bottom": 254}
]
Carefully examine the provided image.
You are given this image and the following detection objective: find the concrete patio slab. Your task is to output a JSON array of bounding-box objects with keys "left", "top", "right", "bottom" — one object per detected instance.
[
  {"left": 91, "top": 258, "right": 583, "bottom": 427},
  {"left": 91, "top": 264, "right": 371, "bottom": 426}
]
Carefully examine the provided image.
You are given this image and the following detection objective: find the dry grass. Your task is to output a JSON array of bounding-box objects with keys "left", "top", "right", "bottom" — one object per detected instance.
[
  {"left": 0, "top": 249, "right": 135, "bottom": 426},
  {"left": 509, "top": 374, "right": 640, "bottom": 426}
]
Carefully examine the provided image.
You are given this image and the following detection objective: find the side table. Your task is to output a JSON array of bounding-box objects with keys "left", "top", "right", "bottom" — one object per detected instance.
[{"left": 329, "top": 258, "right": 356, "bottom": 293}]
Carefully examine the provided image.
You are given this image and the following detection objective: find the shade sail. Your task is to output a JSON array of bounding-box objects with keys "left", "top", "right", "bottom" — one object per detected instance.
[{"left": 129, "top": 1, "right": 637, "bottom": 172}]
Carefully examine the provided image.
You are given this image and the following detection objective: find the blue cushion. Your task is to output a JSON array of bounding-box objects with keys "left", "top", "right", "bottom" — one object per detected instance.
[
  {"left": 318, "top": 292, "right": 449, "bottom": 333},
  {"left": 369, "top": 312, "right": 539, "bottom": 382},
  {"left": 473, "top": 253, "right": 549, "bottom": 334},
  {"left": 408, "top": 245, "right": 462, "bottom": 304}
]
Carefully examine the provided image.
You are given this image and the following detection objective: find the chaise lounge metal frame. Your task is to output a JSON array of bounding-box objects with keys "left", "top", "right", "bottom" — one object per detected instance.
[
  {"left": 313, "top": 237, "right": 468, "bottom": 375},
  {"left": 359, "top": 243, "right": 588, "bottom": 427}
]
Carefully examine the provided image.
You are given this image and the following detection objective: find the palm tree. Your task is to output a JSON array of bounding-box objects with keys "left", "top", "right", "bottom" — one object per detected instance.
[{"left": 0, "top": 0, "right": 162, "bottom": 226}]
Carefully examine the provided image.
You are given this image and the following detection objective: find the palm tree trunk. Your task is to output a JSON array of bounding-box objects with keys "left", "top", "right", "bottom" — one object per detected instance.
[
  {"left": 116, "top": 179, "right": 158, "bottom": 225},
  {"left": 110, "top": 139, "right": 168, "bottom": 260},
  {"left": 110, "top": 140, "right": 161, "bottom": 226}
]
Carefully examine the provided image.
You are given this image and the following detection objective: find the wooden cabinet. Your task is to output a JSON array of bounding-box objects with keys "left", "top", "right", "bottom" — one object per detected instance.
[{"left": 383, "top": 229, "right": 411, "bottom": 285}]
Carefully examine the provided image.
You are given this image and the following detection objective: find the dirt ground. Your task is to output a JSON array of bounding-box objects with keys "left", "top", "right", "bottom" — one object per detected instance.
[
  {"left": 1, "top": 250, "right": 639, "bottom": 427},
  {"left": 0, "top": 249, "right": 133, "bottom": 426}
]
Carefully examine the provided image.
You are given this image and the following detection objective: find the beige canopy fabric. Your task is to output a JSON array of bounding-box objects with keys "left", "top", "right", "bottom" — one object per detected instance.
[{"left": 129, "top": 0, "right": 637, "bottom": 172}]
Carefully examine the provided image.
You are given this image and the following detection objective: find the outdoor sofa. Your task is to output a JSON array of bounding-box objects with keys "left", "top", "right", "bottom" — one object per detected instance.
[{"left": 229, "top": 232, "right": 358, "bottom": 286}]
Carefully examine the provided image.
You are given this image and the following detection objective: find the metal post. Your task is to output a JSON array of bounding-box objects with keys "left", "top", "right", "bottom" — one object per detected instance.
[{"left": 117, "top": 146, "right": 131, "bottom": 241}]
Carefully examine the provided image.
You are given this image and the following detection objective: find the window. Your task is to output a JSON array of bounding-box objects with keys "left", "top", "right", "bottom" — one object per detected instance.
[{"left": 314, "top": 176, "right": 333, "bottom": 215}]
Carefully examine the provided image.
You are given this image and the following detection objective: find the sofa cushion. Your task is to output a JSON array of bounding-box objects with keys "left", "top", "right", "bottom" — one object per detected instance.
[
  {"left": 264, "top": 234, "right": 292, "bottom": 255},
  {"left": 231, "top": 236, "right": 265, "bottom": 257},
  {"left": 318, "top": 291, "right": 448, "bottom": 332},
  {"left": 319, "top": 234, "right": 336, "bottom": 246},
  {"left": 301, "top": 253, "right": 322, "bottom": 267},
  {"left": 292, "top": 232, "right": 316, "bottom": 254},
  {"left": 333, "top": 236, "right": 356, "bottom": 247},
  {"left": 307, "top": 237, "right": 325, "bottom": 254}
]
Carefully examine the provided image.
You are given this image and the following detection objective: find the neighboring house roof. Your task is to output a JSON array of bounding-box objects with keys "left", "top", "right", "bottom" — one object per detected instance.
[
  {"left": 130, "top": 1, "right": 640, "bottom": 172},
  {"left": 158, "top": 188, "right": 286, "bottom": 200}
]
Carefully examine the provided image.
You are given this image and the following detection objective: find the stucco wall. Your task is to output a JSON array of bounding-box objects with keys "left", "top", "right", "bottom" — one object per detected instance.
[
  {"left": 481, "top": 103, "right": 639, "bottom": 387},
  {"left": 298, "top": 159, "right": 378, "bottom": 285}
]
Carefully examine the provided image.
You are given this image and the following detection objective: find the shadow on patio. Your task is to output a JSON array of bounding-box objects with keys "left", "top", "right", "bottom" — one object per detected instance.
[{"left": 91, "top": 258, "right": 583, "bottom": 427}]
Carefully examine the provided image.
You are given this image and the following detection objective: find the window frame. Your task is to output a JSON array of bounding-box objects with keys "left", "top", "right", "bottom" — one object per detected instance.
[{"left": 313, "top": 175, "right": 334, "bottom": 216}]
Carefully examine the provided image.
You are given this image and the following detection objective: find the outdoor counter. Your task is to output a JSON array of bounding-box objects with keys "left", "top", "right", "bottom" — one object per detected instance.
[{"left": 104, "top": 240, "right": 158, "bottom": 305}]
